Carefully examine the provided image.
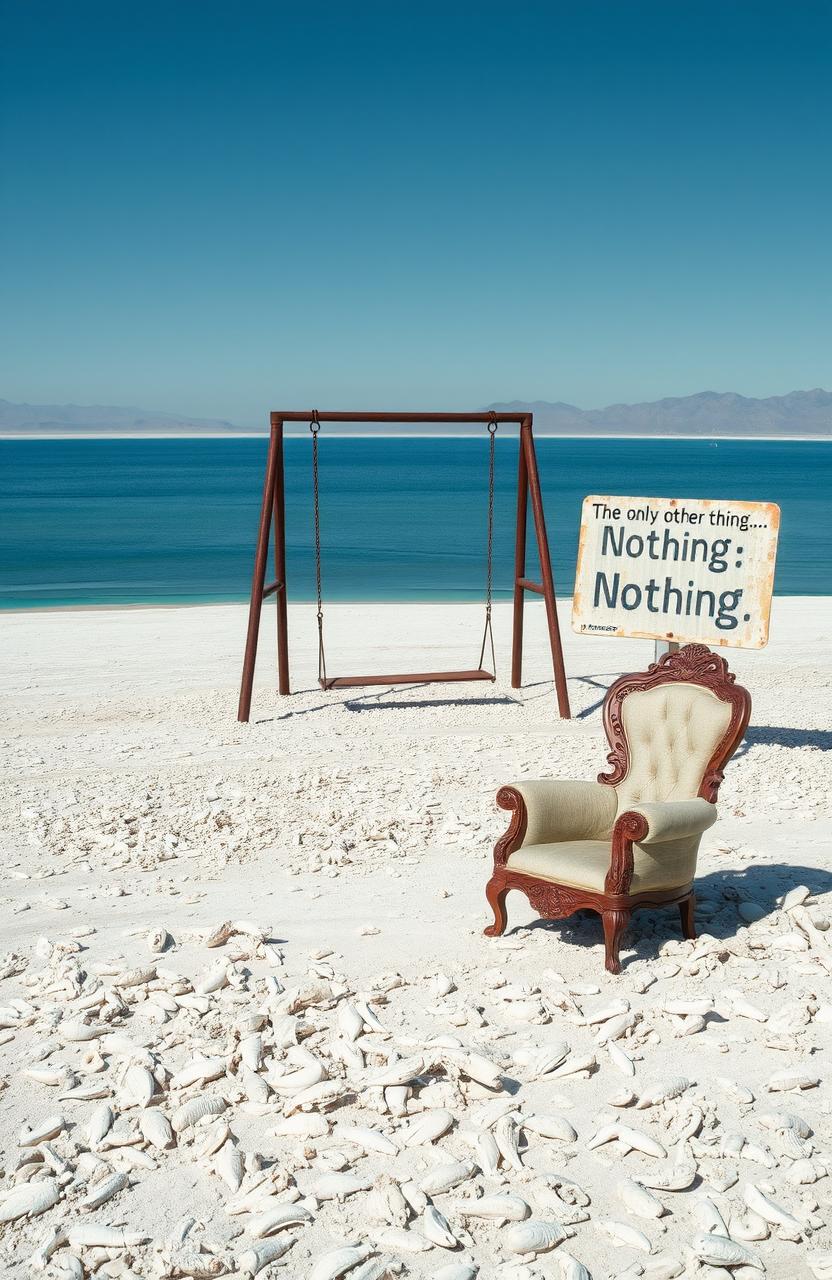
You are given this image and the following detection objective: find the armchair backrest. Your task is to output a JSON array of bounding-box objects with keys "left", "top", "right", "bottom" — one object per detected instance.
[{"left": 598, "top": 644, "right": 751, "bottom": 813}]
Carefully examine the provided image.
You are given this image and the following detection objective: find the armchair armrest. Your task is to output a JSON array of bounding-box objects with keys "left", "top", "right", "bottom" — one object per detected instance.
[
  {"left": 497, "top": 779, "right": 617, "bottom": 852},
  {"left": 620, "top": 798, "right": 717, "bottom": 845}
]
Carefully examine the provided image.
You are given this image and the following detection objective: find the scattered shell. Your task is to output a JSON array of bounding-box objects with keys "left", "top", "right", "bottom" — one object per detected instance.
[
  {"left": 0, "top": 1178, "right": 60, "bottom": 1222},
  {"left": 337, "top": 1124, "right": 399, "bottom": 1156},
  {"left": 618, "top": 1177, "right": 666, "bottom": 1219},
  {"left": 504, "top": 1218, "right": 569, "bottom": 1256},
  {"left": 433, "top": 1265, "right": 479, "bottom": 1280},
  {"left": 19, "top": 1113, "right": 66, "bottom": 1146},
  {"left": 451, "top": 1193, "right": 531, "bottom": 1223},
  {"left": 742, "top": 1182, "right": 803, "bottom": 1239},
  {"left": 82, "top": 1169, "right": 129, "bottom": 1210},
  {"left": 601, "top": 1219, "right": 653, "bottom": 1252},
  {"left": 399, "top": 1108, "right": 454, "bottom": 1146},
  {"left": 85, "top": 1102, "right": 115, "bottom": 1147},
  {"left": 638, "top": 1162, "right": 697, "bottom": 1192},
  {"left": 248, "top": 1203, "right": 314, "bottom": 1237},
  {"left": 423, "top": 1204, "right": 459, "bottom": 1248},
  {"left": 138, "top": 1109, "right": 175, "bottom": 1149},
  {"left": 171, "top": 1094, "right": 227, "bottom": 1133},
  {"left": 215, "top": 1139, "right": 245, "bottom": 1191},
  {"left": 522, "top": 1114, "right": 577, "bottom": 1143},
  {"left": 305, "top": 1172, "right": 372, "bottom": 1202},
  {"left": 238, "top": 1236, "right": 297, "bottom": 1276},
  {"left": 66, "top": 1224, "right": 150, "bottom": 1248},
  {"left": 635, "top": 1077, "right": 693, "bottom": 1109},
  {"left": 122, "top": 1063, "right": 157, "bottom": 1107},
  {"left": 558, "top": 1254, "right": 592, "bottom": 1280},
  {"left": 308, "top": 1245, "right": 375, "bottom": 1280},
  {"left": 765, "top": 1067, "right": 820, "bottom": 1092},
  {"left": 419, "top": 1159, "right": 477, "bottom": 1196},
  {"left": 691, "top": 1232, "right": 764, "bottom": 1270}
]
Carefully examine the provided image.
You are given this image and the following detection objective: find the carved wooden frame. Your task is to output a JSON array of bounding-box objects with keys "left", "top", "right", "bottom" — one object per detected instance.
[{"left": 484, "top": 644, "right": 751, "bottom": 973}]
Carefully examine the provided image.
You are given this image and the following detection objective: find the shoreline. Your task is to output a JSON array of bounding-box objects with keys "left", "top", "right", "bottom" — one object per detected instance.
[{"left": 0, "top": 590, "right": 823, "bottom": 616}]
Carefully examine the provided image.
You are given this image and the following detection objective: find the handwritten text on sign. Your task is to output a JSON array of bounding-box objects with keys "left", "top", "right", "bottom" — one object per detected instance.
[{"left": 572, "top": 495, "right": 780, "bottom": 648}]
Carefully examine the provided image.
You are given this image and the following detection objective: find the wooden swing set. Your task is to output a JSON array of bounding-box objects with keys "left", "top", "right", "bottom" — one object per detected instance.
[{"left": 237, "top": 411, "right": 571, "bottom": 721}]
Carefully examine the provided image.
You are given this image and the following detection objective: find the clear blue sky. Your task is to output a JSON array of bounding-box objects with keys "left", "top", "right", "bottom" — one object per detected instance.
[{"left": 2, "top": 1, "right": 830, "bottom": 423}]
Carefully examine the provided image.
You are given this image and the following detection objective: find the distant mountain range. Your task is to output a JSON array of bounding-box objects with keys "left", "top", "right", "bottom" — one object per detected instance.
[
  {"left": 1, "top": 389, "right": 830, "bottom": 437},
  {"left": 488, "top": 389, "right": 832, "bottom": 437},
  {"left": 0, "top": 400, "right": 242, "bottom": 435}
]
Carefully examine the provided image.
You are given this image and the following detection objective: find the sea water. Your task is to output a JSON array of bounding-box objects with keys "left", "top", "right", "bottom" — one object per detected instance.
[{"left": 0, "top": 437, "right": 828, "bottom": 608}]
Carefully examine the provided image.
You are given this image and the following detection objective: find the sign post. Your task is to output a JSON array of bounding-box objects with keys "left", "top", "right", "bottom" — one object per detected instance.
[{"left": 572, "top": 495, "right": 780, "bottom": 648}]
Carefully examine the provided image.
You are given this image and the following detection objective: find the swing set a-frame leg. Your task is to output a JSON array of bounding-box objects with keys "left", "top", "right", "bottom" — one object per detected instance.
[
  {"left": 238, "top": 417, "right": 289, "bottom": 722},
  {"left": 510, "top": 416, "right": 571, "bottom": 719}
]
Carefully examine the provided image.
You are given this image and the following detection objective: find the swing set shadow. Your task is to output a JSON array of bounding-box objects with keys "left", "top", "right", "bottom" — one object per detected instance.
[
  {"left": 237, "top": 410, "right": 571, "bottom": 723},
  {"left": 251, "top": 681, "right": 523, "bottom": 724}
]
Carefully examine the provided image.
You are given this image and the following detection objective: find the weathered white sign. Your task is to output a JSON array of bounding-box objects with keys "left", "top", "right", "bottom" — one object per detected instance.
[{"left": 572, "top": 495, "right": 780, "bottom": 648}]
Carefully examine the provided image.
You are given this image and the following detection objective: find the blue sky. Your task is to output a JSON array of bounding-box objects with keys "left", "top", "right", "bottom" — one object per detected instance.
[{"left": 2, "top": 1, "right": 830, "bottom": 423}]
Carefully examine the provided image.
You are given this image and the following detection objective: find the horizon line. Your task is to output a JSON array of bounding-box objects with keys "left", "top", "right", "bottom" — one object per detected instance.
[{"left": 1, "top": 432, "right": 830, "bottom": 443}]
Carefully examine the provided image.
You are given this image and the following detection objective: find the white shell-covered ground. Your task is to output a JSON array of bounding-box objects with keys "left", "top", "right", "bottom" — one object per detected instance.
[{"left": 1, "top": 600, "right": 830, "bottom": 1280}]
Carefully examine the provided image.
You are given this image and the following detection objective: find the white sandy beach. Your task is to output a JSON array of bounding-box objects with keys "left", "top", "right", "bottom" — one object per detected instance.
[{"left": 1, "top": 598, "right": 831, "bottom": 1280}]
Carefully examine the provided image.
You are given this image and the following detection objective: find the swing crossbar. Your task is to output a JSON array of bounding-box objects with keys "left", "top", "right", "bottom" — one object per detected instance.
[{"left": 320, "top": 668, "right": 497, "bottom": 690}]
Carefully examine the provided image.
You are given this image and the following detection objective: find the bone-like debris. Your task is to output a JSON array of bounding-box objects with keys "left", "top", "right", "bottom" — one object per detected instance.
[{"left": 2, "top": 773, "right": 831, "bottom": 1280}]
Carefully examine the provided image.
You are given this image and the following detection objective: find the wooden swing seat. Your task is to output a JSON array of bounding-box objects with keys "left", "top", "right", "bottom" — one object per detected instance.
[{"left": 320, "top": 668, "right": 496, "bottom": 689}]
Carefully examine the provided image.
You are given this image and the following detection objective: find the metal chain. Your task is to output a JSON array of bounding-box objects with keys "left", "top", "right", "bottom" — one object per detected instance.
[
  {"left": 485, "top": 418, "right": 496, "bottom": 617},
  {"left": 312, "top": 409, "right": 496, "bottom": 685},
  {"left": 478, "top": 416, "right": 498, "bottom": 674},
  {"left": 310, "top": 411, "right": 327, "bottom": 685}
]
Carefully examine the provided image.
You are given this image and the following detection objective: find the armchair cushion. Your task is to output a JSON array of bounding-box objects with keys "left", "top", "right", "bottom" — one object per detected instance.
[
  {"left": 623, "top": 798, "right": 717, "bottom": 844},
  {"left": 507, "top": 828, "right": 705, "bottom": 894},
  {"left": 507, "top": 840, "right": 613, "bottom": 892},
  {"left": 508, "top": 780, "right": 617, "bottom": 846},
  {"left": 508, "top": 796, "right": 716, "bottom": 893}
]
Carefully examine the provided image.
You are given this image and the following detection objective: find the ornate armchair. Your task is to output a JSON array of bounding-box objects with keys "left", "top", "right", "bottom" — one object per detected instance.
[{"left": 484, "top": 645, "right": 751, "bottom": 973}]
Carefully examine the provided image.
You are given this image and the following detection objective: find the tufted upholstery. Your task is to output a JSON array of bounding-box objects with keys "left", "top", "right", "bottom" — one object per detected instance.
[
  {"left": 614, "top": 681, "right": 732, "bottom": 812},
  {"left": 508, "top": 835, "right": 704, "bottom": 893}
]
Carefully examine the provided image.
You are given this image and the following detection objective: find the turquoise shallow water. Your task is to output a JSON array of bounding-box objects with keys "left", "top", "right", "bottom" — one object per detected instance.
[{"left": 0, "top": 437, "right": 828, "bottom": 607}]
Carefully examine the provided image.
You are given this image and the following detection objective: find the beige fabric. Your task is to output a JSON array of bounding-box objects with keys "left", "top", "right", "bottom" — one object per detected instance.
[
  {"left": 627, "top": 798, "right": 717, "bottom": 844},
  {"left": 507, "top": 836, "right": 699, "bottom": 893},
  {"left": 614, "top": 682, "right": 732, "bottom": 811},
  {"left": 511, "top": 780, "right": 617, "bottom": 846}
]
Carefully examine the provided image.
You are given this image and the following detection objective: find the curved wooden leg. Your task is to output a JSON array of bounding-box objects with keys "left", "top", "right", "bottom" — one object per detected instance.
[
  {"left": 484, "top": 877, "right": 508, "bottom": 937},
  {"left": 602, "top": 909, "right": 629, "bottom": 974},
  {"left": 679, "top": 894, "right": 696, "bottom": 941}
]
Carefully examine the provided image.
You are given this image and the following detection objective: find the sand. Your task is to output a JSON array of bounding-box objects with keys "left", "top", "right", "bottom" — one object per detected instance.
[{"left": 0, "top": 598, "right": 830, "bottom": 1279}]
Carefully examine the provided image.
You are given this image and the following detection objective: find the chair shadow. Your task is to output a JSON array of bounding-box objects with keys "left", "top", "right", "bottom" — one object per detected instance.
[
  {"left": 509, "top": 863, "right": 832, "bottom": 970},
  {"left": 693, "top": 864, "right": 832, "bottom": 928},
  {"left": 564, "top": 672, "right": 832, "bottom": 748},
  {"left": 734, "top": 726, "right": 832, "bottom": 755}
]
